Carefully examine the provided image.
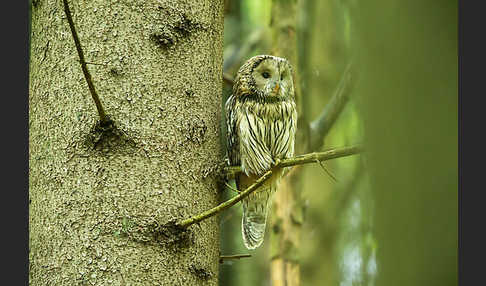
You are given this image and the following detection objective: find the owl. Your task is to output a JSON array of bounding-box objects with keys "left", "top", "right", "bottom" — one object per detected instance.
[{"left": 225, "top": 55, "right": 298, "bottom": 249}]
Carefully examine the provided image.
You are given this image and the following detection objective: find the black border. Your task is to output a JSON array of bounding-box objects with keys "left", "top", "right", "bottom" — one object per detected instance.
[
  {"left": 3, "top": 0, "right": 30, "bottom": 285},
  {"left": 459, "top": 0, "right": 484, "bottom": 285}
]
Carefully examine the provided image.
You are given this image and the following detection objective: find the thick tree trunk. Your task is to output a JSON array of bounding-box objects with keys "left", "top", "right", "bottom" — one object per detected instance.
[{"left": 29, "top": 1, "right": 224, "bottom": 285}]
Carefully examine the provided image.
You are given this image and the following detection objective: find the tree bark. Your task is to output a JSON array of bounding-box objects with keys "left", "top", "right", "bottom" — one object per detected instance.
[
  {"left": 268, "top": 1, "right": 303, "bottom": 286},
  {"left": 29, "top": 1, "right": 224, "bottom": 285}
]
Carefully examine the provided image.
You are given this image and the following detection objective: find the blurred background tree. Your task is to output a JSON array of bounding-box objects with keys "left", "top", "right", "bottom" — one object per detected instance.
[{"left": 219, "top": 0, "right": 456, "bottom": 286}]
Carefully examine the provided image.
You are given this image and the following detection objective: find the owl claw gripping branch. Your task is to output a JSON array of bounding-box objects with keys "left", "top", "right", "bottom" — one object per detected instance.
[{"left": 225, "top": 55, "right": 298, "bottom": 249}]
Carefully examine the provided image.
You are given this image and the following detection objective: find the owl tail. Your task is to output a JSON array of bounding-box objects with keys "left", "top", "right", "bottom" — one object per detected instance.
[{"left": 241, "top": 188, "right": 273, "bottom": 250}]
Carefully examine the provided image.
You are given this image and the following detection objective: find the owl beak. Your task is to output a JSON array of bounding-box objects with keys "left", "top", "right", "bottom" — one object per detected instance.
[{"left": 272, "top": 83, "right": 280, "bottom": 96}]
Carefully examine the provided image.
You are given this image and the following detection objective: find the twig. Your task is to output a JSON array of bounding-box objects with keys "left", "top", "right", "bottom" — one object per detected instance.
[
  {"left": 224, "top": 182, "right": 240, "bottom": 194},
  {"left": 178, "top": 170, "right": 273, "bottom": 228},
  {"left": 219, "top": 254, "right": 252, "bottom": 264},
  {"left": 317, "top": 160, "right": 338, "bottom": 183},
  {"left": 224, "top": 145, "right": 362, "bottom": 180},
  {"left": 309, "top": 63, "right": 356, "bottom": 151},
  {"left": 62, "top": 0, "right": 111, "bottom": 126}
]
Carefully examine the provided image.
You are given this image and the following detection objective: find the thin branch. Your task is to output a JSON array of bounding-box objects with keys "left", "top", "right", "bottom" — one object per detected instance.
[
  {"left": 62, "top": 0, "right": 111, "bottom": 126},
  {"left": 178, "top": 170, "right": 273, "bottom": 228},
  {"left": 309, "top": 63, "right": 356, "bottom": 151},
  {"left": 224, "top": 181, "right": 240, "bottom": 194},
  {"left": 219, "top": 254, "right": 252, "bottom": 264},
  {"left": 317, "top": 160, "right": 338, "bottom": 183},
  {"left": 224, "top": 145, "right": 363, "bottom": 180}
]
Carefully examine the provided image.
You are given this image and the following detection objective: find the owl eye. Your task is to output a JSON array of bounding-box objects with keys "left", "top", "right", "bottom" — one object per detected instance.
[{"left": 262, "top": 71, "right": 270, "bottom": 79}]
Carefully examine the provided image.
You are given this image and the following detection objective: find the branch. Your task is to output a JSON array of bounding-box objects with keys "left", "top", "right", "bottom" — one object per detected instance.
[
  {"left": 224, "top": 145, "right": 363, "bottom": 180},
  {"left": 176, "top": 145, "right": 362, "bottom": 229},
  {"left": 62, "top": 0, "right": 111, "bottom": 126},
  {"left": 317, "top": 160, "right": 338, "bottom": 183},
  {"left": 178, "top": 170, "right": 273, "bottom": 228},
  {"left": 309, "top": 63, "right": 356, "bottom": 151}
]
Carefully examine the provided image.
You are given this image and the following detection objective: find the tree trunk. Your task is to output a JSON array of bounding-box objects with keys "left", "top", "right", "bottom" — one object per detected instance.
[
  {"left": 29, "top": 1, "right": 224, "bottom": 285},
  {"left": 268, "top": 1, "right": 303, "bottom": 286}
]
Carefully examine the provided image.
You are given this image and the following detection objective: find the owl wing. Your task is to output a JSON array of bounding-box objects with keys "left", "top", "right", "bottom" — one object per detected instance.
[{"left": 225, "top": 94, "right": 240, "bottom": 167}]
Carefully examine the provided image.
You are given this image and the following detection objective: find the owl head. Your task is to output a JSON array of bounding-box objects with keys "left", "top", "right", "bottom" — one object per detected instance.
[{"left": 233, "top": 55, "right": 294, "bottom": 103}]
